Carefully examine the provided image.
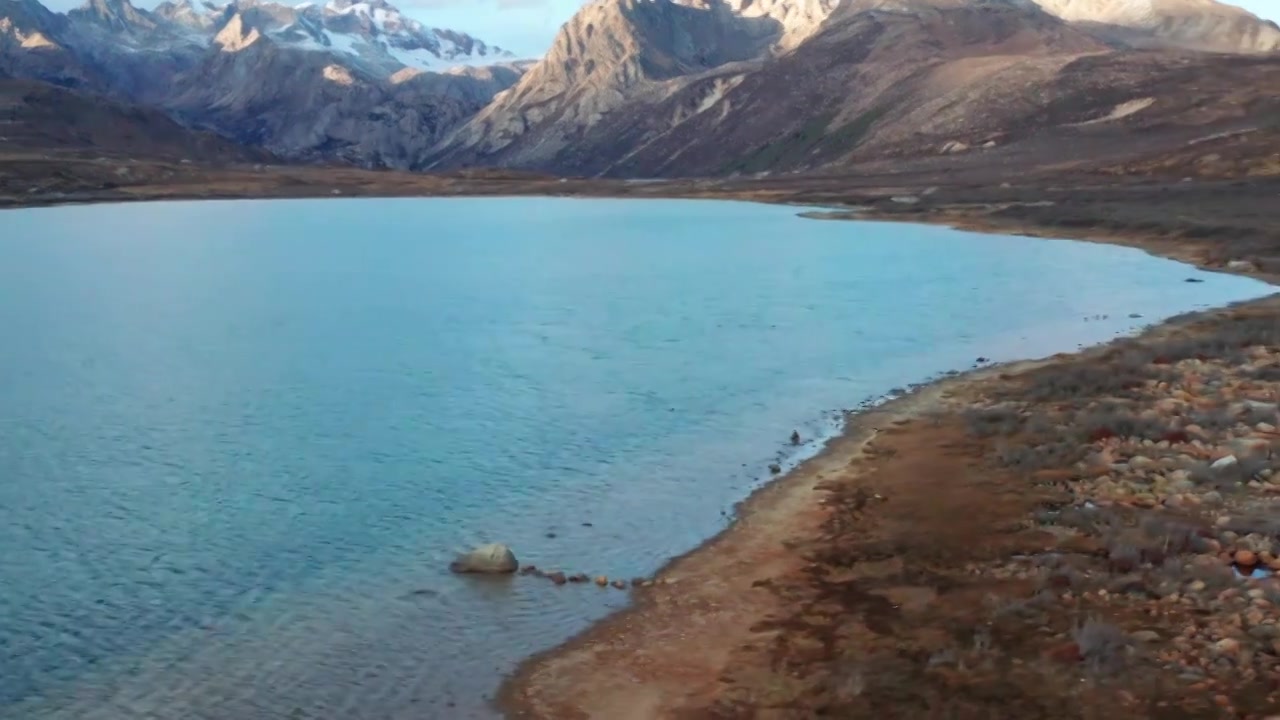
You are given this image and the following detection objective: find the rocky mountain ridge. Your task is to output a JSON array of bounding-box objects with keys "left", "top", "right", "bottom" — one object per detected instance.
[{"left": 0, "top": 0, "right": 526, "bottom": 167}]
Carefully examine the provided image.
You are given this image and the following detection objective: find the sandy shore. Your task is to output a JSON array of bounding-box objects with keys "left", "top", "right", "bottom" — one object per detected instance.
[{"left": 499, "top": 359, "right": 1045, "bottom": 718}]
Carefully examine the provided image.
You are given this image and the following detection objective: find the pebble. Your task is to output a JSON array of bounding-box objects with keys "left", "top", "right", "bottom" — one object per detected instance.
[
  {"left": 611, "top": 580, "right": 627, "bottom": 590},
  {"left": 1129, "top": 455, "right": 1157, "bottom": 471},
  {"left": 1131, "top": 630, "right": 1162, "bottom": 643},
  {"left": 547, "top": 571, "right": 567, "bottom": 585},
  {"left": 1212, "top": 455, "right": 1240, "bottom": 472},
  {"left": 595, "top": 576, "right": 609, "bottom": 587},
  {"left": 1213, "top": 638, "right": 1241, "bottom": 656}
]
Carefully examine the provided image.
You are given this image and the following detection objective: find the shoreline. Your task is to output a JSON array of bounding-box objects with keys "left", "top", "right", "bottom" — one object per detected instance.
[
  {"left": 489, "top": 198, "right": 1280, "bottom": 716},
  {"left": 8, "top": 173, "right": 1280, "bottom": 716},
  {"left": 496, "top": 353, "right": 1057, "bottom": 718},
  {"left": 496, "top": 292, "right": 1278, "bottom": 719}
]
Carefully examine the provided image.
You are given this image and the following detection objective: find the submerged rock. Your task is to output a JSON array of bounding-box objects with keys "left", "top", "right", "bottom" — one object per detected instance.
[{"left": 449, "top": 544, "right": 518, "bottom": 574}]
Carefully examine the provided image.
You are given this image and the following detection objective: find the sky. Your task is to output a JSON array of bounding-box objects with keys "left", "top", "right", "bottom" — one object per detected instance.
[{"left": 32, "top": 0, "right": 1280, "bottom": 57}]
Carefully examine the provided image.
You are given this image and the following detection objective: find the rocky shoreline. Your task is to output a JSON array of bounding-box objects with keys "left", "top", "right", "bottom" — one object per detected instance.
[{"left": 501, "top": 288, "right": 1280, "bottom": 719}]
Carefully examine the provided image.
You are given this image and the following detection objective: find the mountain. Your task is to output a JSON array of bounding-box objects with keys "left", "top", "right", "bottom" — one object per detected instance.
[
  {"left": 0, "top": 0, "right": 92, "bottom": 88},
  {"left": 428, "top": 0, "right": 1280, "bottom": 176},
  {"left": 0, "top": 0, "right": 527, "bottom": 167},
  {"left": 0, "top": 74, "right": 266, "bottom": 160},
  {"left": 1032, "top": 0, "right": 1280, "bottom": 53}
]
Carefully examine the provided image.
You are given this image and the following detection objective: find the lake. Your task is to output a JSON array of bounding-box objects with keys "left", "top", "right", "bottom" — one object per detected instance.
[{"left": 0, "top": 197, "right": 1272, "bottom": 719}]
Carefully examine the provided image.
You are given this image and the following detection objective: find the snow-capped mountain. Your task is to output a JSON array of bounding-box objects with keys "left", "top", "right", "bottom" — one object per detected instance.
[
  {"left": 0, "top": 0, "right": 526, "bottom": 167},
  {"left": 146, "top": 0, "right": 515, "bottom": 73}
]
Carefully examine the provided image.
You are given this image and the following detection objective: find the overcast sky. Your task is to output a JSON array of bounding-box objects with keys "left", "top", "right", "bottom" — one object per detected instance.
[{"left": 34, "top": 0, "right": 1280, "bottom": 57}]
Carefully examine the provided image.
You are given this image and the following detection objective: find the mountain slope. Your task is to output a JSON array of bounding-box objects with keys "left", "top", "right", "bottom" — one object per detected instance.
[
  {"left": 162, "top": 11, "right": 522, "bottom": 167},
  {"left": 1032, "top": 0, "right": 1280, "bottom": 52},
  {"left": 0, "top": 0, "right": 526, "bottom": 167},
  {"left": 0, "top": 74, "right": 265, "bottom": 160},
  {"left": 430, "top": 0, "right": 1280, "bottom": 177}
]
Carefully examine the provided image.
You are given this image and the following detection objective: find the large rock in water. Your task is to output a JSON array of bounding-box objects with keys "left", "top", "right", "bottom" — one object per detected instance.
[{"left": 449, "top": 544, "right": 518, "bottom": 574}]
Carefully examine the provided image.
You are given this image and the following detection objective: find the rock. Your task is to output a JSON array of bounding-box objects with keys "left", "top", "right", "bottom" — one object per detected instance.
[
  {"left": 1212, "top": 455, "right": 1240, "bottom": 472},
  {"left": 1132, "top": 630, "right": 1163, "bottom": 643},
  {"left": 449, "top": 544, "right": 518, "bottom": 574},
  {"left": 519, "top": 565, "right": 540, "bottom": 576},
  {"left": 1129, "top": 456, "right": 1157, "bottom": 471},
  {"left": 768, "top": 463, "right": 782, "bottom": 474},
  {"left": 547, "top": 571, "right": 568, "bottom": 585},
  {"left": 595, "top": 575, "right": 609, "bottom": 587},
  {"left": 1213, "top": 638, "right": 1241, "bottom": 657},
  {"left": 1232, "top": 439, "right": 1270, "bottom": 459},
  {"left": 568, "top": 573, "right": 589, "bottom": 583},
  {"left": 611, "top": 579, "right": 627, "bottom": 589},
  {"left": 1237, "top": 550, "right": 1259, "bottom": 567},
  {"left": 940, "top": 140, "right": 970, "bottom": 154},
  {"left": 1046, "top": 642, "right": 1083, "bottom": 663},
  {"left": 790, "top": 430, "right": 801, "bottom": 445},
  {"left": 1228, "top": 260, "right": 1259, "bottom": 273}
]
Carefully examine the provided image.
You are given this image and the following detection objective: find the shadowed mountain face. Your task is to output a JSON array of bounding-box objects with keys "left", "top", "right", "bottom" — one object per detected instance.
[
  {"left": 0, "top": 74, "right": 268, "bottom": 161},
  {"left": 0, "top": 0, "right": 527, "bottom": 168},
  {"left": 427, "top": 0, "right": 1280, "bottom": 177}
]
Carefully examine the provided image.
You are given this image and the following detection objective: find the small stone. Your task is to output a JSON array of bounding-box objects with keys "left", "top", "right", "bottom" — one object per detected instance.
[
  {"left": 611, "top": 579, "right": 627, "bottom": 589},
  {"left": 1212, "top": 455, "right": 1240, "bottom": 472},
  {"left": 1190, "top": 580, "right": 1208, "bottom": 592},
  {"left": 1130, "top": 456, "right": 1157, "bottom": 471},
  {"left": 768, "top": 463, "right": 782, "bottom": 474},
  {"left": 568, "top": 573, "right": 589, "bottom": 583},
  {"left": 547, "top": 571, "right": 567, "bottom": 585},
  {"left": 1213, "top": 638, "right": 1241, "bottom": 656},
  {"left": 595, "top": 575, "right": 609, "bottom": 587},
  {"left": 1131, "top": 630, "right": 1162, "bottom": 643},
  {"left": 1046, "top": 642, "right": 1082, "bottom": 663}
]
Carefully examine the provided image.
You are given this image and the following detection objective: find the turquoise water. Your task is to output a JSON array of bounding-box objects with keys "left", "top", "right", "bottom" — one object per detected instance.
[{"left": 0, "top": 197, "right": 1272, "bottom": 719}]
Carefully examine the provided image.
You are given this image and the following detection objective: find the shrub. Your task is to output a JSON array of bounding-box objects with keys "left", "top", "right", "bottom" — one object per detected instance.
[
  {"left": 964, "top": 406, "right": 1025, "bottom": 437},
  {"left": 1072, "top": 617, "right": 1130, "bottom": 674},
  {"left": 1077, "top": 403, "right": 1168, "bottom": 443}
]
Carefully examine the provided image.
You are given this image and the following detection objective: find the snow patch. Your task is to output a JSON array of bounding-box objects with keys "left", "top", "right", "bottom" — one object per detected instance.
[{"left": 1074, "top": 97, "right": 1155, "bottom": 125}]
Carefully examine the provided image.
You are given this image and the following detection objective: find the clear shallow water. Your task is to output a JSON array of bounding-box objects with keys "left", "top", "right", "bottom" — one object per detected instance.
[{"left": 0, "top": 197, "right": 1272, "bottom": 719}]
